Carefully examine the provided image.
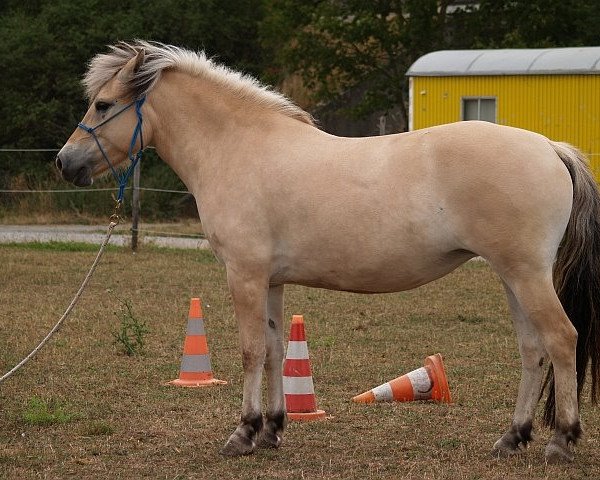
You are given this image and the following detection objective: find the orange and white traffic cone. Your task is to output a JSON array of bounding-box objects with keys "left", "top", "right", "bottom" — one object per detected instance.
[
  {"left": 352, "top": 353, "right": 451, "bottom": 404},
  {"left": 167, "top": 298, "right": 227, "bottom": 387},
  {"left": 283, "top": 315, "right": 326, "bottom": 421}
]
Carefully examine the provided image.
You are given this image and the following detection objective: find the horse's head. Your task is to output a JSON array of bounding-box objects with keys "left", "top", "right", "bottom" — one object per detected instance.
[{"left": 56, "top": 49, "right": 148, "bottom": 187}]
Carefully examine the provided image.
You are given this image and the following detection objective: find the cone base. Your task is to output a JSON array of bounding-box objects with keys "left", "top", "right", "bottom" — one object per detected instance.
[
  {"left": 425, "top": 353, "right": 452, "bottom": 403},
  {"left": 167, "top": 378, "right": 227, "bottom": 387},
  {"left": 287, "top": 409, "right": 326, "bottom": 422}
]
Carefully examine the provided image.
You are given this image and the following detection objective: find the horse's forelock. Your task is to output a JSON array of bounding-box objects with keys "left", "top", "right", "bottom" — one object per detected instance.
[{"left": 83, "top": 41, "right": 158, "bottom": 101}]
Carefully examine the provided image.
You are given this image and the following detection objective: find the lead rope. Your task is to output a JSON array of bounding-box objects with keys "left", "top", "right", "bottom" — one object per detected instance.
[
  {"left": 0, "top": 205, "right": 121, "bottom": 385},
  {"left": 1, "top": 96, "right": 145, "bottom": 385}
]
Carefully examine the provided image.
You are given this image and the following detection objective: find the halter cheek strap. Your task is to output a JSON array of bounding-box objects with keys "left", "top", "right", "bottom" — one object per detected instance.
[{"left": 78, "top": 95, "right": 146, "bottom": 202}]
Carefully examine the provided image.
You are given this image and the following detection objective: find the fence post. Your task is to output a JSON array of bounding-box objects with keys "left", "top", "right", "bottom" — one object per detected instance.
[
  {"left": 379, "top": 115, "right": 386, "bottom": 135},
  {"left": 131, "top": 160, "right": 141, "bottom": 251}
]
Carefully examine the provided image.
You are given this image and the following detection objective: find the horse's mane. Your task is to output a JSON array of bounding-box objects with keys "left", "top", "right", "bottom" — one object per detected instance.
[{"left": 83, "top": 40, "right": 315, "bottom": 126}]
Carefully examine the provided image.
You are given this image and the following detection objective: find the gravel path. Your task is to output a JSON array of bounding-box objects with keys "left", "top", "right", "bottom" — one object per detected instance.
[{"left": 0, "top": 224, "right": 210, "bottom": 249}]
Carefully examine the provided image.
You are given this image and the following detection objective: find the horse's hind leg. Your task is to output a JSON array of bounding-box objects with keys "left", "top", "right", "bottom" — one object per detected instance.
[
  {"left": 500, "top": 273, "right": 580, "bottom": 463},
  {"left": 257, "top": 284, "right": 287, "bottom": 448},
  {"left": 493, "top": 281, "right": 547, "bottom": 457}
]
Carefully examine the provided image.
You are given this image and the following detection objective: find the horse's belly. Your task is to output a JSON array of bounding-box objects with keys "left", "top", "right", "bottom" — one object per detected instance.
[{"left": 275, "top": 247, "right": 474, "bottom": 293}]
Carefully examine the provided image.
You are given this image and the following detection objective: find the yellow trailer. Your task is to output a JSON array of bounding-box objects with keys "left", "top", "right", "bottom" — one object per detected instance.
[{"left": 407, "top": 47, "right": 600, "bottom": 180}]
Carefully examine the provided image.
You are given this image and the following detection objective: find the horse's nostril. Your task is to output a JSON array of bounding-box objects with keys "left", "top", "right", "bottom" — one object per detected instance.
[{"left": 55, "top": 155, "right": 62, "bottom": 171}]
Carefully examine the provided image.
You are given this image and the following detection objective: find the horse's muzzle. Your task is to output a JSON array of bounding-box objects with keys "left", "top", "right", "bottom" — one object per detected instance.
[{"left": 55, "top": 153, "right": 93, "bottom": 187}]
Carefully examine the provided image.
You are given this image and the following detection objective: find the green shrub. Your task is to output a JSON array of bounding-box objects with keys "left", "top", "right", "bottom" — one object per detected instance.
[{"left": 112, "top": 299, "right": 149, "bottom": 356}]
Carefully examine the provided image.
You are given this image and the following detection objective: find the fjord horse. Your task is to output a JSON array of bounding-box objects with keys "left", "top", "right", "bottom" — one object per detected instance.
[{"left": 56, "top": 41, "right": 600, "bottom": 463}]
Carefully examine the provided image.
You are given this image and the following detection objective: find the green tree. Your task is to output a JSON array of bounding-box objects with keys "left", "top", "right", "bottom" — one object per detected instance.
[
  {"left": 0, "top": 0, "right": 270, "bottom": 219},
  {"left": 0, "top": 0, "right": 269, "bottom": 150},
  {"left": 453, "top": 0, "right": 600, "bottom": 49},
  {"left": 262, "top": 0, "right": 600, "bottom": 132},
  {"left": 262, "top": 0, "right": 457, "bottom": 131}
]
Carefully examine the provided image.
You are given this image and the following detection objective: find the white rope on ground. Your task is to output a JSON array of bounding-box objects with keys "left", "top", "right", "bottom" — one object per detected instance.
[{"left": 0, "top": 218, "right": 118, "bottom": 385}]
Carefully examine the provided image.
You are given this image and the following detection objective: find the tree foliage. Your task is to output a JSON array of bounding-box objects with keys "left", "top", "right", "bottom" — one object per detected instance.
[
  {"left": 262, "top": 0, "right": 600, "bottom": 131},
  {"left": 454, "top": 0, "right": 600, "bottom": 49},
  {"left": 0, "top": 0, "right": 267, "bottom": 149},
  {"left": 2, "top": 0, "right": 598, "bottom": 145},
  {"left": 262, "top": 0, "right": 455, "bottom": 130},
  {"left": 1, "top": 0, "right": 599, "bottom": 219},
  {"left": 0, "top": 0, "right": 270, "bottom": 219}
]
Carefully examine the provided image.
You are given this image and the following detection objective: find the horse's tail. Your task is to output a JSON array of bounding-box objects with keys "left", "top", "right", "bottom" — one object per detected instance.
[{"left": 542, "top": 141, "right": 600, "bottom": 426}]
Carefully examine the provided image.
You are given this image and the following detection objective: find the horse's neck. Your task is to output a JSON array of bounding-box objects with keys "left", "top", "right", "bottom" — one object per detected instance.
[{"left": 148, "top": 71, "right": 278, "bottom": 195}]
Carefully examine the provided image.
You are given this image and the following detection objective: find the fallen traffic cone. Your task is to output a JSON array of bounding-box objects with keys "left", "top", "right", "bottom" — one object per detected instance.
[
  {"left": 283, "top": 315, "right": 326, "bottom": 421},
  {"left": 167, "top": 298, "right": 227, "bottom": 387},
  {"left": 352, "top": 353, "right": 451, "bottom": 404}
]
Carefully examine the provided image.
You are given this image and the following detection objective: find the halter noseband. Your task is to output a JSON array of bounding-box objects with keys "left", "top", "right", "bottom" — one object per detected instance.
[{"left": 77, "top": 95, "right": 146, "bottom": 202}]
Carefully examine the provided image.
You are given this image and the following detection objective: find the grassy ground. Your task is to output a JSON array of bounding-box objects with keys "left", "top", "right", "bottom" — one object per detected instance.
[{"left": 0, "top": 244, "right": 598, "bottom": 479}]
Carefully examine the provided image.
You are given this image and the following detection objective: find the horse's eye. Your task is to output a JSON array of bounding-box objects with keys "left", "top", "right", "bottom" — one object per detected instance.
[{"left": 95, "top": 101, "right": 112, "bottom": 113}]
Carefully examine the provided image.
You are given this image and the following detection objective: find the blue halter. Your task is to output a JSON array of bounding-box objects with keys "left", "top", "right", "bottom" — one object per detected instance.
[{"left": 78, "top": 96, "right": 146, "bottom": 202}]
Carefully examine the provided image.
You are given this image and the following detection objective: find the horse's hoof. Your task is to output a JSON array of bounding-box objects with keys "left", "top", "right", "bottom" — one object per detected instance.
[
  {"left": 257, "top": 412, "right": 285, "bottom": 449},
  {"left": 545, "top": 441, "right": 574, "bottom": 464},
  {"left": 220, "top": 435, "right": 256, "bottom": 457},
  {"left": 257, "top": 429, "right": 282, "bottom": 449},
  {"left": 491, "top": 438, "right": 522, "bottom": 458},
  {"left": 492, "top": 422, "right": 534, "bottom": 459}
]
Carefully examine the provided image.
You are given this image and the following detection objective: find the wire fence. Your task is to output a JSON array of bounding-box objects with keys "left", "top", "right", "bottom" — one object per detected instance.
[
  {"left": 1, "top": 184, "right": 206, "bottom": 243},
  {"left": 1, "top": 189, "right": 207, "bottom": 245},
  {"left": 0, "top": 148, "right": 60, "bottom": 152},
  {"left": 0, "top": 147, "right": 205, "bottom": 243},
  {"left": 0, "top": 186, "right": 191, "bottom": 194},
  {"left": 1, "top": 147, "right": 205, "bottom": 246}
]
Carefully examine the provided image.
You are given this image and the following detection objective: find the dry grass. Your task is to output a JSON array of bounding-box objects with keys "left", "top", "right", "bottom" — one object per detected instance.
[
  {"left": 0, "top": 211, "right": 91, "bottom": 225},
  {"left": 0, "top": 244, "right": 599, "bottom": 479}
]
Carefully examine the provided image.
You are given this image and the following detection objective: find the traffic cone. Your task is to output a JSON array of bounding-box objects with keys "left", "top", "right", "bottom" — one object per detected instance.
[
  {"left": 352, "top": 353, "right": 451, "bottom": 404},
  {"left": 283, "top": 315, "right": 326, "bottom": 421},
  {"left": 167, "top": 298, "right": 227, "bottom": 387}
]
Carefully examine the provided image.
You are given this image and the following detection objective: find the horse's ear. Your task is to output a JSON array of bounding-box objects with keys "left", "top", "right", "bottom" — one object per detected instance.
[{"left": 118, "top": 48, "right": 145, "bottom": 83}]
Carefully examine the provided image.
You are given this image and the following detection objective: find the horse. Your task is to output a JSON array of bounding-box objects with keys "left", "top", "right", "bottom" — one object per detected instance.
[{"left": 56, "top": 41, "right": 600, "bottom": 463}]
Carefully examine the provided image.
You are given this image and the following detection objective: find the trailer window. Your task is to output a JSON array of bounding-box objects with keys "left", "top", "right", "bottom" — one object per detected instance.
[{"left": 462, "top": 98, "right": 496, "bottom": 123}]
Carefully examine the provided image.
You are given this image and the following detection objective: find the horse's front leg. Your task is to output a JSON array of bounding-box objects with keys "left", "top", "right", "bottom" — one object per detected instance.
[
  {"left": 220, "top": 271, "right": 269, "bottom": 457},
  {"left": 258, "top": 284, "right": 287, "bottom": 448}
]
